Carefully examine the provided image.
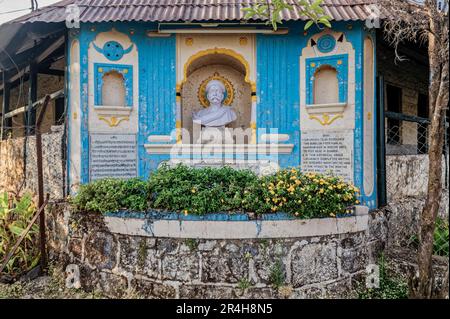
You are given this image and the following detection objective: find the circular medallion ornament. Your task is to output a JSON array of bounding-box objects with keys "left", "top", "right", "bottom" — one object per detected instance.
[
  {"left": 198, "top": 72, "right": 234, "bottom": 108},
  {"left": 317, "top": 34, "right": 336, "bottom": 53},
  {"left": 103, "top": 41, "right": 126, "bottom": 61}
]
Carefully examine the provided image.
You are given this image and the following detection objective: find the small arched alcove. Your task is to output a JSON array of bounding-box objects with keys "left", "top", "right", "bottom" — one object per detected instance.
[
  {"left": 101, "top": 70, "right": 126, "bottom": 106},
  {"left": 313, "top": 65, "right": 339, "bottom": 105},
  {"left": 181, "top": 52, "right": 252, "bottom": 143}
]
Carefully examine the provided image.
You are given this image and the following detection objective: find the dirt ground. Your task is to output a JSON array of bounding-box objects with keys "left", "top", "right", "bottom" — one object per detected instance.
[
  {"left": 0, "top": 265, "right": 106, "bottom": 299},
  {"left": 0, "top": 263, "right": 151, "bottom": 299}
]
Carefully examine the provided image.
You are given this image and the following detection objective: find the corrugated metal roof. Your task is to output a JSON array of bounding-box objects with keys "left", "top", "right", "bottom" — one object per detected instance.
[{"left": 8, "top": 0, "right": 378, "bottom": 25}]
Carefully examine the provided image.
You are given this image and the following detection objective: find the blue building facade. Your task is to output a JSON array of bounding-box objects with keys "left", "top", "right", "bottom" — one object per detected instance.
[{"left": 67, "top": 21, "right": 377, "bottom": 209}]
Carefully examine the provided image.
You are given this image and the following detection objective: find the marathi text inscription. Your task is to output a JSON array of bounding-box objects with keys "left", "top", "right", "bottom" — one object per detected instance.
[{"left": 89, "top": 134, "right": 137, "bottom": 180}]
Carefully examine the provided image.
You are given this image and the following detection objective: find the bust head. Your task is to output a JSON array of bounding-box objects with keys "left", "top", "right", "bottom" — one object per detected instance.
[{"left": 205, "top": 80, "right": 226, "bottom": 106}]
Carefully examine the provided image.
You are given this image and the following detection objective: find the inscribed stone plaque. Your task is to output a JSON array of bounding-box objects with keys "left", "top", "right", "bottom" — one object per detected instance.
[
  {"left": 89, "top": 134, "right": 137, "bottom": 181},
  {"left": 301, "top": 130, "right": 353, "bottom": 182}
]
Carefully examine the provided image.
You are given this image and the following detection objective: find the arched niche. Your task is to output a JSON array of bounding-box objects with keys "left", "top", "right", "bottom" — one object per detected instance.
[
  {"left": 180, "top": 52, "right": 252, "bottom": 143},
  {"left": 101, "top": 70, "right": 126, "bottom": 106},
  {"left": 313, "top": 65, "right": 339, "bottom": 105}
]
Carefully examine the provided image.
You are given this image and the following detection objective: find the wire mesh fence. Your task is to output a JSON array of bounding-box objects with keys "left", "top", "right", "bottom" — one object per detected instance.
[
  {"left": 0, "top": 125, "right": 66, "bottom": 199},
  {"left": 384, "top": 113, "right": 449, "bottom": 202}
]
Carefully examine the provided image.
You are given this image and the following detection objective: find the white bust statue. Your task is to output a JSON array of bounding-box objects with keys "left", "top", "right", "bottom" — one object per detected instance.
[{"left": 192, "top": 79, "right": 237, "bottom": 127}]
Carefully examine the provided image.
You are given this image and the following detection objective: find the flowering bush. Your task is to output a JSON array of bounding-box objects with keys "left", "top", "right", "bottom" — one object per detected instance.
[
  {"left": 72, "top": 165, "right": 360, "bottom": 218},
  {"left": 253, "top": 168, "right": 359, "bottom": 218}
]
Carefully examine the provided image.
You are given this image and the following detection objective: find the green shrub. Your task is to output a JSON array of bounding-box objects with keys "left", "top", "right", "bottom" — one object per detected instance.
[
  {"left": 0, "top": 192, "right": 40, "bottom": 277},
  {"left": 72, "top": 165, "right": 359, "bottom": 218},
  {"left": 148, "top": 164, "right": 261, "bottom": 215},
  {"left": 256, "top": 168, "right": 359, "bottom": 218},
  {"left": 433, "top": 217, "right": 449, "bottom": 257},
  {"left": 71, "top": 178, "right": 148, "bottom": 213},
  {"left": 408, "top": 217, "right": 449, "bottom": 257},
  {"left": 268, "top": 260, "right": 286, "bottom": 288}
]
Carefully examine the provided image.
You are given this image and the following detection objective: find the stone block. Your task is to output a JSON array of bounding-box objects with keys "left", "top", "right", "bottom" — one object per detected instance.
[
  {"left": 161, "top": 254, "right": 199, "bottom": 282},
  {"left": 179, "top": 285, "right": 236, "bottom": 299},
  {"left": 98, "top": 272, "right": 128, "bottom": 297},
  {"left": 201, "top": 255, "right": 248, "bottom": 283},
  {"left": 84, "top": 231, "right": 117, "bottom": 270},
  {"left": 119, "top": 236, "right": 158, "bottom": 278},
  {"left": 291, "top": 242, "right": 338, "bottom": 287},
  {"left": 323, "top": 279, "right": 353, "bottom": 299},
  {"left": 132, "top": 279, "right": 176, "bottom": 299},
  {"left": 68, "top": 238, "right": 83, "bottom": 262},
  {"left": 340, "top": 247, "right": 368, "bottom": 274}
]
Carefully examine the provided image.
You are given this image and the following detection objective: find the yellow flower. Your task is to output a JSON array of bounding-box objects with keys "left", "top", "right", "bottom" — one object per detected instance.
[
  {"left": 184, "top": 210, "right": 188, "bottom": 216},
  {"left": 328, "top": 186, "right": 333, "bottom": 190},
  {"left": 191, "top": 188, "right": 196, "bottom": 193},
  {"left": 319, "top": 188, "right": 325, "bottom": 194},
  {"left": 355, "top": 200, "right": 360, "bottom": 204},
  {"left": 330, "top": 212, "right": 336, "bottom": 217}
]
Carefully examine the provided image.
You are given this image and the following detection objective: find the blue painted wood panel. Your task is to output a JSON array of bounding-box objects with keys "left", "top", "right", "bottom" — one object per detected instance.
[{"left": 257, "top": 27, "right": 305, "bottom": 168}]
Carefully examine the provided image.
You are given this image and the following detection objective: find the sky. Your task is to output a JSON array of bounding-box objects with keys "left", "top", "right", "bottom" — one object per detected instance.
[{"left": 0, "top": 0, "right": 60, "bottom": 24}]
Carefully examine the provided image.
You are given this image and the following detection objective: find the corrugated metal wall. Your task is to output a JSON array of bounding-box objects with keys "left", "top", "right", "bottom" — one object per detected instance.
[
  {"left": 256, "top": 30, "right": 305, "bottom": 167},
  {"left": 138, "top": 33, "right": 176, "bottom": 177}
]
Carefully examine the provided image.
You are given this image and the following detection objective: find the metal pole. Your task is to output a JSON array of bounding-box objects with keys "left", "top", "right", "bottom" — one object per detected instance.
[
  {"left": 36, "top": 95, "right": 51, "bottom": 272},
  {"left": 1, "top": 71, "right": 10, "bottom": 141},
  {"left": 376, "top": 75, "right": 387, "bottom": 207}
]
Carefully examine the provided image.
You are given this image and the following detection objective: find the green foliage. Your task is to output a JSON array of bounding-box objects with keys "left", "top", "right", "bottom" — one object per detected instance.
[
  {"left": 255, "top": 168, "right": 359, "bottom": 217},
  {"left": 408, "top": 217, "right": 448, "bottom": 257},
  {"left": 242, "top": 0, "right": 331, "bottom": 31},
  {"left": 433, "top": 217, "right": 449, "bottom": 257},
  {"left": 269, "top": 260, "right": 285, "bottom": 288},
  {"left": 238, "top": 277, "right": 252, "bottom": 290},
  {"left": 184, "top": 238, "right": 198, "bottom": 251},
  {"left": 358, "top": 254, "right": 408, "bottom": 299},
  {"left": 0, "top": 192, "right": 40, "bottom": 277},
  {"left": 71, "top": 178, "right": 148, "bottom": 213},
  {"left": 148, "top": 164, "right": 260, "bottom": 215},
  {"left": 72, "top": 165, "right": 359, "bottom": 218}
]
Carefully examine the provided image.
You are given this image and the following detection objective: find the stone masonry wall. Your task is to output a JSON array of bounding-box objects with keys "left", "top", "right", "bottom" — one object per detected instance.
[
  {"left": 386, "top": 154, "right": 449, "bottom": 204},
  {"left": 46, "top": 204, "right": 387, "bottom": 299},
  {"left": 0, "top": 126, "right": 65, "bottom": 199}
]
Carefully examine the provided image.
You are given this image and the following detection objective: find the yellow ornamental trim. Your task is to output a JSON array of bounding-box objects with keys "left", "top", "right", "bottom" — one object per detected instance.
[
  {"left": 98, "top": 116, "right": 129, "bottom": 127},
  {"left": 182, "top": 47, "right": 255, "bottom": 89},
  {"left": 309, "top": 113, "right": 343, "bottom": 126}
]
